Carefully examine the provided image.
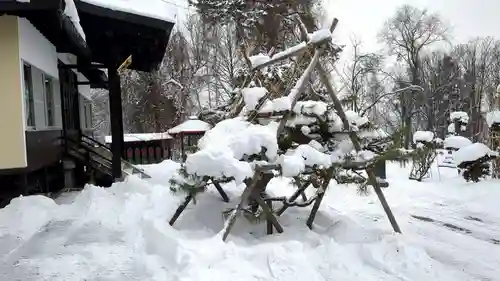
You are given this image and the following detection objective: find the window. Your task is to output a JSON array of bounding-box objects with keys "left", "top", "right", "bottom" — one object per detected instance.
[
  {"left": 23, "top": 64, "right": 35, "bottom": 127},
  {"left": 44, "top": 75, "right": 55, "bottom": 127}
]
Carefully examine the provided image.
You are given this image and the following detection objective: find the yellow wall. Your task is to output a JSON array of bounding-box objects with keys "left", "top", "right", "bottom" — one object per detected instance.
[{"left": 0, "top": 16, "right": 27, "bottom": 169}]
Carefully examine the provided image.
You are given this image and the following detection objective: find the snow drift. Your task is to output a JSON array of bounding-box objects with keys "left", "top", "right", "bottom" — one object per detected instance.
[{"left": 0, "top": 161, "right": 499, "bottom": 280}]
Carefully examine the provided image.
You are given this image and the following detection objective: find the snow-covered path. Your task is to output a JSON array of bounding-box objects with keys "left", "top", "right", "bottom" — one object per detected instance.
[{"left": 0, "top": 161, "right": 498, "bottom": 280}]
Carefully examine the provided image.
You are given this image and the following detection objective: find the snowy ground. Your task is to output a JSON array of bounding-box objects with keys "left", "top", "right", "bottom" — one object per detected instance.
[{"left": 0, "top": 160, "right": 499, "bottom": 281}]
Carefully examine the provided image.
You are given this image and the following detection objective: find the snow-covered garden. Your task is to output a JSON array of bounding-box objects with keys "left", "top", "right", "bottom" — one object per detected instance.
[
  {"left": 2, "top": 0, "right": 500, "bottom": 280},
  {"left": 0, "top": 160, "right": 499, "bottom": 280}
]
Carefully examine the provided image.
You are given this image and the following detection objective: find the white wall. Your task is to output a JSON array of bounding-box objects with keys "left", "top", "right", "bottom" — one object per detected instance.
[{"left": 18, "top": 18, "right": 59, "bottom": 79}]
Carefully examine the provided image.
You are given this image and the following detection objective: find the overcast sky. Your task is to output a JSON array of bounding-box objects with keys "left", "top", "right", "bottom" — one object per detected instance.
[{"left": 324, "top": 0, "right": 500, "bottom": 54}]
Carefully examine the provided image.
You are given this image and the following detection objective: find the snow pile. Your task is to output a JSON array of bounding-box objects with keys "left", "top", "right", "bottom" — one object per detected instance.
[
  {"left": 443, "top": 136, "right": 472, "bottom": 150},
  {"left": 486, "top": 110, "right": 500, "bottom": 127},
  {"left": 241, "top": 87, "right": 267, "bottom": 110},
  {"left": 137, "top": 160, "right": 180, "bottom": 186},
  {"left": 185, "top": 118, "right": 278, "bottom": 183},
  {"left": 168, "top": 116, "right": 212, "bottom": 134},
  {"left": 413, "top": 131, "right": 434, "bottom": 143},
  {"left": 293, "top": 100, "right": 328, "bottom": 116},
  {"left": 249, "top": 53, "right": 270, "bottom": 68},
  {"left": 0, "top": 163, "right": 499, "bottom": 280},
  {"left": 447, "top": 123, "right": 455, "bottom": 134},
  {"left": 309, "top": 28, "right": 332, "bottom": 44},
  {"left": 259, "top": 96, "right": 292, "bottom": 113},
  {"left": 278, "top": 145, "right": 331, "bottom": 177},
  {"left": 450, "top": 111, "right": 469, "bottom": 124},
  {"left": 82, "top": 0, "right": 177, "bottom": 23},
  {"left": 454, "top": 143, "right": 498, "bottom": 164},
  {"left": 344, "top": 110, "right": 369, "bottom": 128}
]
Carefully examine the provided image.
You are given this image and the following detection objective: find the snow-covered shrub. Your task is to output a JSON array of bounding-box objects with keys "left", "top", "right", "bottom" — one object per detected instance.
[
  {"left": 455, "top": 143, "right": 498, "bottom": 182},
  {"left": 486, "top": 110, "right": 500, "bottom": 178},
  {"left": 409, "top": 131, "right": 439, "bottom": 181}
]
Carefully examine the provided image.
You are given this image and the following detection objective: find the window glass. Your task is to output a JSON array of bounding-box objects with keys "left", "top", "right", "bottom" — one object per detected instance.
[
  {"left": 44, "top": 75, "right": 55, "bottom": 126},
  {"left": 23, "top": 64, "right": 35, "bottom": 127}
]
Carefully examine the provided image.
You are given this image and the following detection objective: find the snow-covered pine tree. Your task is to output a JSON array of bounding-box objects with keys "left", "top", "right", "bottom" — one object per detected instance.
[
  {"left": 455, "top": 143, "right": 497, "bottom": 182},
  {"left": 169, "top": 7, "right": 412, "bottom": 241}
]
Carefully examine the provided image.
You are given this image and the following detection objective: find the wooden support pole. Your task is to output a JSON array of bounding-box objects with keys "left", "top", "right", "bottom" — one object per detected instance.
[
  {"left": 306, "top": 169, "right": 333, "bottom": 229},
  {"left": 108, "top": 66, "right": 124, "bottom": 180},
  {"left": 221, "top": 172, "right": 262, "bottom": 241},
  {"left": 276, "top": 180, "right": 310, "bottom": 216},
  {"left": 266, "top": 200, "right": 273, "bottom": 234},
  {"left": 169, "top": 195, "right": 193, "bottom": 226},
  {"left": 212, "top": 180, "right": 230, "bottom": 202},
  {"left": 254, "top": 195, "right": 283, "bottom": 234}
]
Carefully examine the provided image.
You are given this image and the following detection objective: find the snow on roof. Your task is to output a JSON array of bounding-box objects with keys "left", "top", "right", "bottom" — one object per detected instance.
[
  {"left": 168, "top": 116, "right": 212, "bottom": 135},
  {"left": 454, "top": 143, "right": 498, "bottom": 164},
  {"left": 104, "top": 132, "right": 172, "bottom": 143},
  {"left": 81, "top": 0, "right": 177, "bottom": 23},
  {"left": 65, "top": 0, "right": 86, "bottom": 40},
  {"left": 443, "top": 136, "right": 472, "bottom": 149},
  {"left": 413, "top": 131, "right": 434, "bottom": 143}
]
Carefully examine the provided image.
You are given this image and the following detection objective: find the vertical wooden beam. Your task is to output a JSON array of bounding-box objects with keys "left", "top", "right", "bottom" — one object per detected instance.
[{"left": 108, "top": 67, "right": 124, "bottom": 180}]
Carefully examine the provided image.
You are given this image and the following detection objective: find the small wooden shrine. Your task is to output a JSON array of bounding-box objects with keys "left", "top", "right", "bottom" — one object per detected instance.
[{"left": 168, "top": 116, "right": 212, "bottom": 161}]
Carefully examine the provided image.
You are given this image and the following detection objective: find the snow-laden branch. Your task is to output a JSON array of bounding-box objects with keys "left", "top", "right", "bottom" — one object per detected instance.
[
  {"left": 360, "top": 85, "right": 424, "bottom": 116},
  {"left": 165, "top": 79, "right": 184, "bottom": 90}
]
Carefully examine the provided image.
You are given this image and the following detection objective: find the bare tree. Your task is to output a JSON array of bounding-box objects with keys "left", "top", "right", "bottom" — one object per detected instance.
[
  {"left": 453, "top": 37, "right": 495, "bottom": 141},
  {"left": 379, "top": 4, "right": 448, "bottom": 147},
  {"left": 340, "top": 37, "right": 383, "bottom": 112}
]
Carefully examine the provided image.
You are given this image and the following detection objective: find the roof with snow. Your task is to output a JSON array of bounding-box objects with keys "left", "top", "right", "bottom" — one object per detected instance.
[
  {"left": 75, "top": 0, "right": 176, "bottom": 72},
  {"left": 168, "top": 116, "right": 212, "bottom": 135},
  {"left": 104, "top": 132, "right": 172, "bottom": 143},
  {"left": 1, "top": 0, "right": 176, "bottom": 77}
]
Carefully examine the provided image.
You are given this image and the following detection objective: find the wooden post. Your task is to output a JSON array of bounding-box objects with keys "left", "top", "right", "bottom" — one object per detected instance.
[
  {"left": 108, "top": 66, "right": 124, "bottom": 180},
  {"left": 266, "top": 200, "right": 273, "bottom": 234},
  {"left": 276, "top": 180, "right": 310, "bottom": 216},
  {"left": 306, "top": 169, "right": 333, "bottom": 229},
  {"left": 169, "top": 195, "right": 193, "bottom": 226},
  {"left": 212, "top": 180, "right": 230, "bottom": 202}
]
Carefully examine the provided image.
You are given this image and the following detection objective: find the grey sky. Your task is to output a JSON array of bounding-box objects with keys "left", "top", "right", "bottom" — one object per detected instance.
[{"left": 325, "top": 0, "right": 500, "bottom": 54}]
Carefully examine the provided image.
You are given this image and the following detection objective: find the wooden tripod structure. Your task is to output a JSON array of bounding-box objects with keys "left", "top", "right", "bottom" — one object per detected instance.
[{"left": 168, "top": 16, "right": 402, "bottom": 241}]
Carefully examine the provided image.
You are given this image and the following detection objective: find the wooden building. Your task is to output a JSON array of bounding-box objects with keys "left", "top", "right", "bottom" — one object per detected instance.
[{"left": 0, "top": 0, "right": 175, "bottom": 206}]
